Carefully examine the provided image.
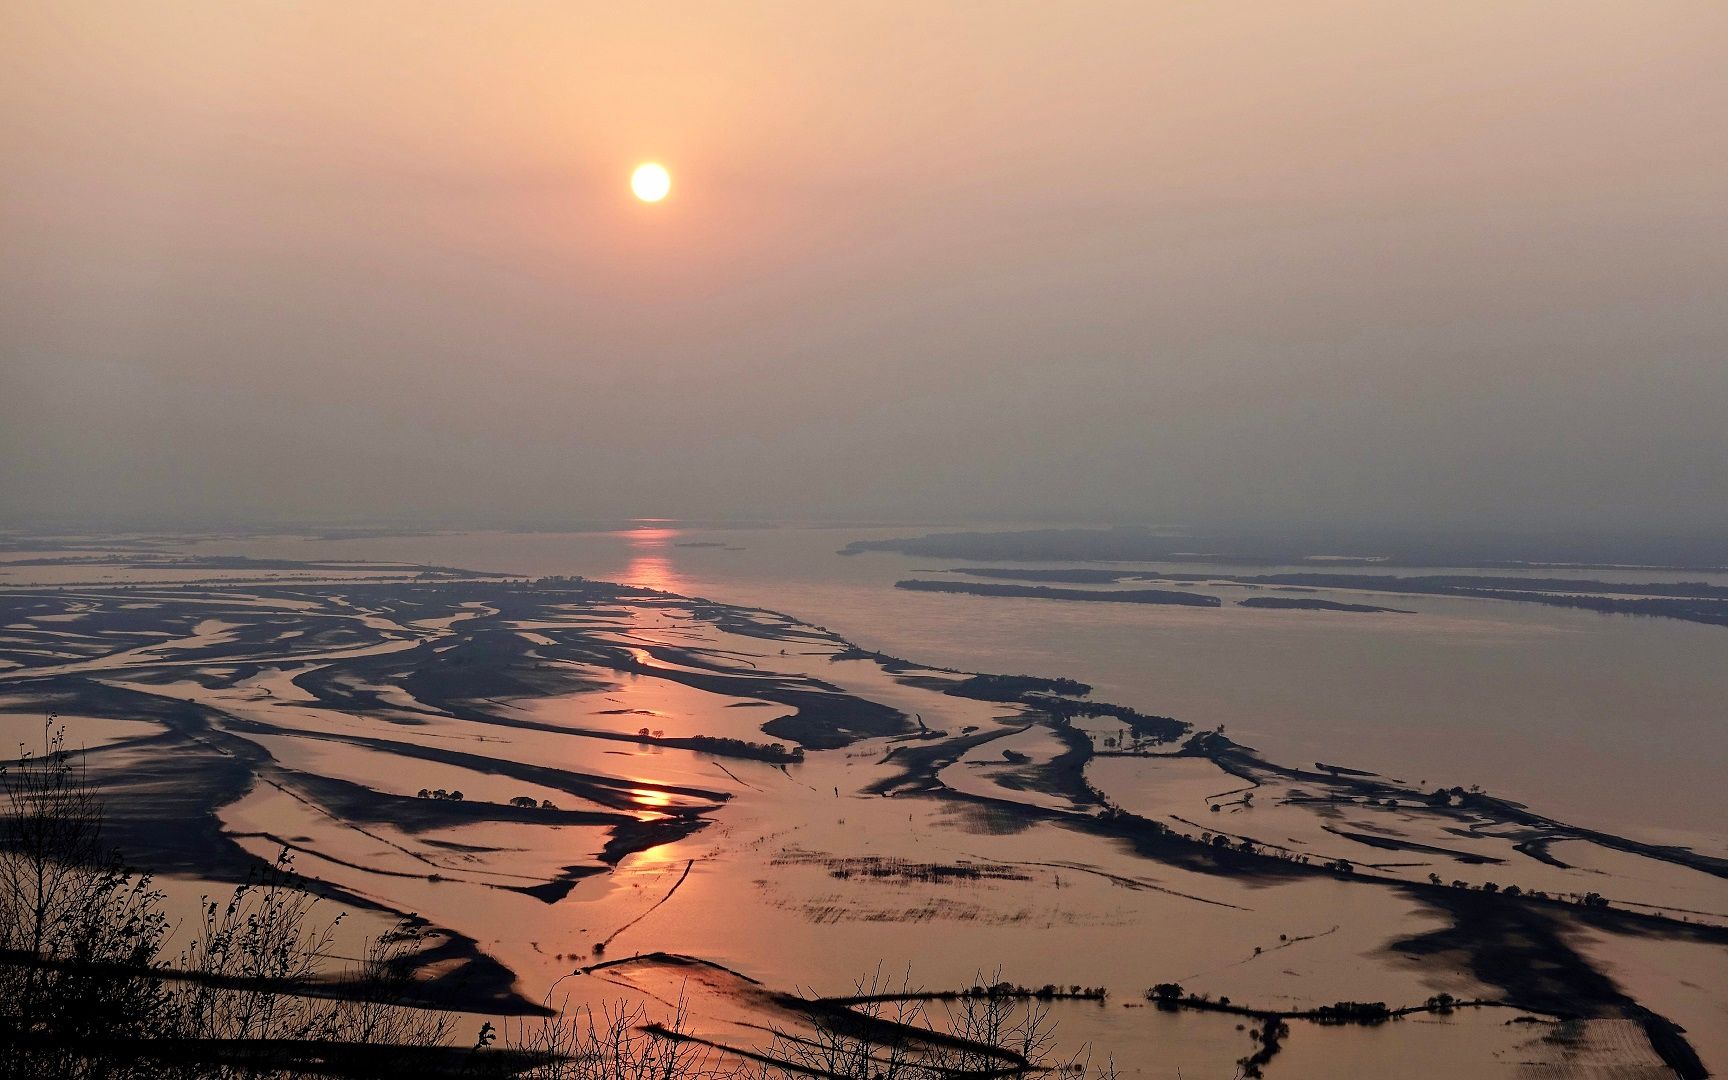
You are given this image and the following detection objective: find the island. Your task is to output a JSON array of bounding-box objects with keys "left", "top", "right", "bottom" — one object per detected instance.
[{"left": 894, "top": 579, "right": 1220, "bottom": 606}]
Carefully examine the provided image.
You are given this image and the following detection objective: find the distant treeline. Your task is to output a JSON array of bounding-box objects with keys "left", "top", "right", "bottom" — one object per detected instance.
[
  {"left": 939, "top": 568, "right": 1728, "bottom": 628},
  {"left": 894, "top": 579, "right": 1221, "bottom": 607},
  {"left": 1236, "top": 597, "right": 1411, "bottom": 613},
  {"left": 943, "top": 673, "right": 1184, "bottom": 744},
  {"left": 944, "top": 674, "right": 1092, "bottom": 701},
  {"left": 667, "top": 734, "right": 803, "bottom": 763},
  {"left": 949, "top": 568, "right": 1127, "bottom": 584},
  {"left": 1173, "top": 573, "right": 1728, "bottom": 628},
  {"left": 958, "top": 566, "right": 1728, "bottom": 600},
  {"left": 841, "top": 525, "right": 1728, "bottom": 571},
  {"left": 1162, "top": 572, "right": 1728, "bottom": 601}
]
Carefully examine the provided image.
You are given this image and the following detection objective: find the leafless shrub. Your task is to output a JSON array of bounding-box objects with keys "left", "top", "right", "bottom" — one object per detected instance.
[
  {"left": 758, "top": 966, "right": 926, "bottom": 1080},
  {"left": 2, "top": 722, "right": 452, "bottom": 1078},
  {"left": 477, "top": 986, "right": 734, "bottom": 1080},
  {"left": 755, "top": 967, "right": 1119, "bottom": 1080},
  {"left": 172, "top": 849, "right": 348, "bottom": 1057},
  {"left": 327, "top": 920, "right": 456, "bottom": 1056},
  {"left": 1, "top": 719, "right": 173, "bottom": 1079}
]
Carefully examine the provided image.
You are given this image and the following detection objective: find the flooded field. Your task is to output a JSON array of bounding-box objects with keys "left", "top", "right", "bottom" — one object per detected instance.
[
  {"left": 87, "top": 524, "right": 1726, "bottom": 851},
  {"left": 1, "top": 530, "right": 1724, "bottom": 1075}
]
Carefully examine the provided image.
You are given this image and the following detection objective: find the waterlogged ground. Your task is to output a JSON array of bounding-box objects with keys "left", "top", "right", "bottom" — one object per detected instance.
[{"left": 0, "top": 556, "right": 1724, "bottom": 1076}]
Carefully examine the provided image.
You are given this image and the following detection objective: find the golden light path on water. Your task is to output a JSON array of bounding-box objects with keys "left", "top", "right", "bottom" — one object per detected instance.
[{"left": 620, "top": 524, "right": 686, "bottom": 593}]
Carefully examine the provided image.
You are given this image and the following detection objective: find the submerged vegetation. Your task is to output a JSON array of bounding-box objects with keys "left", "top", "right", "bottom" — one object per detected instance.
[
  {"left": 1, "top": 723, "right": 1121, "bottom": 1078},
  {"left": 914, "top": 559, "right": 1728, "bottom": 629},
  {"left": 0, "top": 571, "right": 1718, "bottom": 1078},
  {"left": 945, "top": 673, "right": 1093, "bottom": 701}
]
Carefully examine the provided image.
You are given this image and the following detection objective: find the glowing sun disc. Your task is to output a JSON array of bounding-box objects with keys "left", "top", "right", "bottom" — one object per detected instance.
[{"left": 631, "top": 163, "right": 671, "bottom": 202}]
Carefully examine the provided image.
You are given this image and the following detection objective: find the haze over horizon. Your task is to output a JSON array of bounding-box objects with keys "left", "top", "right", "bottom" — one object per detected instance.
[{"left": 5, "top": 2, "right": 1726, "bottom": 535}]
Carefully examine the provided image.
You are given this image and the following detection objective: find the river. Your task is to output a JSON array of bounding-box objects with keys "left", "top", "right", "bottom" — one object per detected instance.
[{"left": 197, "top": 523, "right": 1728, "bottom": 855}]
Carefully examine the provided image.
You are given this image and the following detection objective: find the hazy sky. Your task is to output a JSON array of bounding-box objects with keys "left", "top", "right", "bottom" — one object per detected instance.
[{"left": 4, "top": 2, "right": 1725, "bottom": 531}]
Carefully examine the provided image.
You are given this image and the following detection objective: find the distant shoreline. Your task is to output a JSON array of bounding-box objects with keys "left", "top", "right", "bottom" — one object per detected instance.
[
  {"left": 893, "top": 578, "right": 1221, "bottom": 606},
  {"left": 841, "top": 526, "right": 1728, "bottom": 574}
]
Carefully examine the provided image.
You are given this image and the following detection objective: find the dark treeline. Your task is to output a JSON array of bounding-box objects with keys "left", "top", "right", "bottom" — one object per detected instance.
[
  {"left": 944, "top": 674, "right": 1093, "bottom": 701},
  {"left": 947, "top": 568, "right": 1127, "bottom": 584},
  {"left": 953, "top": 565, "right": 1728, "bottom": 600},
  {"left": 894, "top": 580, "right": 1221, "bottom": 607},
  {"left": 942, "top": 674, "right": 1186, "bottom": 748},
  {"left": 841, "top": 526, "right": 1728, "bottom": 572},
  {"left": 936, "top": 567, "right": 1728, "bottom": 628},
  {"left": 1235, "top": 597, "right": 1410, "bottom": 613},
  {"left": 1164, "top": 572, "right": 1728, "bottom": 601}
]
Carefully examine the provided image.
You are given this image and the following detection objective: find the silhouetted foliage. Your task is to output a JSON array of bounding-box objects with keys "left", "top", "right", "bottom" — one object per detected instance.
[
  {"left": 946, "top": 674, "right": 1092, "bottom": 702},
  {"left": 1, "top": 721, "right": 450, "bottom": 1078}
]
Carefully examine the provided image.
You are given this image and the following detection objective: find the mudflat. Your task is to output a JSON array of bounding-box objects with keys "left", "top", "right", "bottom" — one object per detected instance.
[{"left": 2, "top": 565, "right": 1723, "bottom": 1076}]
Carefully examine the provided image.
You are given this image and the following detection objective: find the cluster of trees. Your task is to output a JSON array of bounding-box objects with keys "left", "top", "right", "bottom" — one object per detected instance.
[
  {"left": 1089, "top": 789, "right": 1321, "bottom": 877},
  {"left": 1142, "top": 983, "right": 1439, "bottom": 1074},
  {"left": 420, "top": 790, "right": 584, "bottom": 812},
  {"left": 1092, "top": 804, "right": 1171, "bottom": 836},
  {"left": 1236, "top": 1016, "right": 1290, "bottom": 1078},
  {"left": 1198, "top": 832, "right": 1261, "bottom": 855},
  {"left": 954, "top": 981, "right": 1106, "bottom": 1001},
  {"left": 1424, "top": 785, "right": 1485, "bottom": 808},
  {"left": 1100, "top": 724, "right": 1178, "bottom": 754},
  {"left": 793, "top": 970, "right": 1116, "bottom": 1080},
  {"left": 1168, "top": 991, "right": 1378, "bottom": 1080},
  {"left": 633, "top": 728, "right": 804, "bottom": 764},
  {"left": 893, "top": 580, "right": 1219, "bottom": 609},
  {"left": 1145, "top": 983, "right": 1186, "bottom": 1003},
  {"left": 1308, "top": 1001, "right": 1392, "bottom": 1024},
  {"left": 678, "top": 736, "right": 802, "bottom": 764},
  {"left": 1164, "top": 571, "right": 1728, "bottom": 630},
  {"left": 1103, "top": 781, "right": 1618, "bottom": 914},
  {"left": 1146, "top": 982, "right": 1488, "bottom": 1028},
  {"left": 1423, "top": 872, "right": 1611, "bottom": 908},
  {"left": 945, "top": 674, "right": 1092, "bottom": 702},
  {"left": 1041, "top": 699, "right": 1185, "bottom": 745}
]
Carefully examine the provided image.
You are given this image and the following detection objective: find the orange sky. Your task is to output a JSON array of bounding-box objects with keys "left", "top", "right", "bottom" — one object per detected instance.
[{"left": 3, "top": 2, "right": 1725, "bottom": 527}]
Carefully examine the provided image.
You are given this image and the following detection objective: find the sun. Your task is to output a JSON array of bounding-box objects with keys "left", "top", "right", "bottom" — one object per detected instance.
[{"left": 631, "top": 162, "right": 671, "bottom": 203}]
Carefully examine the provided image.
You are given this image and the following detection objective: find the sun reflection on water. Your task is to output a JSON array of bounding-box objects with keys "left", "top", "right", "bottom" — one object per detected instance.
[
  {"left": 625, "top": 786, "right": 680, "bottom": 822},
  {"left": 618, "top": 521, "right": 686, "bottom": 594}
]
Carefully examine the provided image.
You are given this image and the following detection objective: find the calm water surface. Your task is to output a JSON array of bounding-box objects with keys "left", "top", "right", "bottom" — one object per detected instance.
[{"left": 205, "top": 526, "right": 1727, "bottom": 852}]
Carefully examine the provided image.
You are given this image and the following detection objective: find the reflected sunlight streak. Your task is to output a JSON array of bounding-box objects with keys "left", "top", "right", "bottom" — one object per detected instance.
[{"left": 620, "top": 522, "right": 686, "bottom": 594}]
